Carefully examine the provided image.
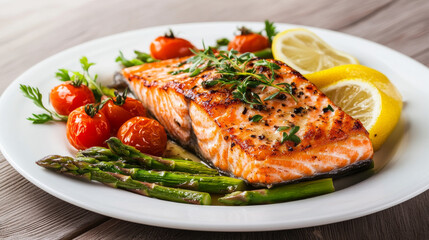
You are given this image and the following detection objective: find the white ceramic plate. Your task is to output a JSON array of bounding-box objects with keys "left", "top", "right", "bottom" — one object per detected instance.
[{"left": 0, "top": 22, "right": 428, "bottom": 232}]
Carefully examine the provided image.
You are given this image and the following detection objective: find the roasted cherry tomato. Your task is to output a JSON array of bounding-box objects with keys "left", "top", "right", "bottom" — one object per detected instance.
[
  {"left": 117, "top": 117, "right": 167, "bottom": 156},
  {"left": 150, "top": 30, "right": 196, "bottom": 60},
  {"left": 66, "top": 105, "right": 110, "bottom": 150},
  {"left": 50, "top": 82, "right": 95, "bottom": 115},
  {"left": 100, "top": 95, "right": 147, "bottom": 133},
  {"left": 228, "top": 33, "right": 270, "bottom": 53}
]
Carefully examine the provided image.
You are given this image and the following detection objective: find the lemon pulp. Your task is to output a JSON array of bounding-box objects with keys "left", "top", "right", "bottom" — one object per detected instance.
[{"left": 272, "top": 28, "right": 358, "bottom": 74}]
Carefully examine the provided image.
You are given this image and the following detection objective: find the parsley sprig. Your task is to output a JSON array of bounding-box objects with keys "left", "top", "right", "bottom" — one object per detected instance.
[
  {"left": 264, "top": 20, "right": 278, "bottom": 44},
  {"left": 116, "top": 50, "right": 158, "bottom": 67},
  {"left": 19, "top": 85, "right": 68, "bottom": 124},
  {"left": 56, "top": 57, "right": 115, "bottom": 101},
  {"left": 173, "top": 47, "right": 296, "bottom": 107}
]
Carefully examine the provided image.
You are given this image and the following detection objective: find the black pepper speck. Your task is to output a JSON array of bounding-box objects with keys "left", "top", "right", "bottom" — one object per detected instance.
[
  {"left": 294, "top": 107, "right": 304, "bottom": 114},
  {"left": 277, "top": 94, "right": 286, "bottom": 100}
]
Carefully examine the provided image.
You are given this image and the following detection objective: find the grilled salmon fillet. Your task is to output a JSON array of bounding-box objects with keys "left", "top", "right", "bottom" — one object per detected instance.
[{"left": 122, "top": 57, "right": 374, "bottom": 187}]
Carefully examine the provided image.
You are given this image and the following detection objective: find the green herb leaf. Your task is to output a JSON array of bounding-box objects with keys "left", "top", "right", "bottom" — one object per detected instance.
[
  {"left": 276, "top": 126, "right": 290, "bottom": 132},
  {"left": 80, "top": 56, "right": 95, "bottom": 73},
  {"left": 264, "top": 91, "right": 280, "bottom": 101},
  {"left": 250, "top": 114, "right": 263, "bottom": 122},
  {"left": 55, "top": 69, "right": 71, "bottom": 82},
  {"left": 215, "top": 38, "right": 230, "bottom": 48},
  {"left": 27, "top": 113, "right": 53, "bottom": 124},
  {"left": 20, "top": 84, "right": 68, "bottom": 124},
  {"left": 134, "top": 50, "right": 158, "bottom": 63},
  {"left": 288, "top": 135, "right": 301, "bottom": 144},
  {"left": 323, "top": 105, "right": 334, "bottom": 112},
  {"left": 279, "top": 126, "right": 301, "bottom": 145},
  {"left": 20, "top": 84, "right": 44, "bottom": 109},
  {"left": 79, "top": 56, "right": 110, "bottom": 100},
  {"left": 289, "top": 125, "right": 300, "bottom": 135},
  {"left": 253, "top": 48, "right": 273, "bottom": 59},
  {"left": 202, "top": 80, "right": 218, "bottom": 88},
  {"left": 264, "top": 20, "right": 278, "bottom": 44},
  {"left": 56, "top": 57, "right": 113, "bottom": 101},
  {"left": 281, "top": 132, "right": 288, "bottom": 144},
  {"left": 168, "top": 70, "right": 182, "bottom": 75},
  {"left": 115, "top": 51, "right": 158, "bottom": 68},
  {"left": 115, "top": 51, "right": 144, "bottom": 67}
]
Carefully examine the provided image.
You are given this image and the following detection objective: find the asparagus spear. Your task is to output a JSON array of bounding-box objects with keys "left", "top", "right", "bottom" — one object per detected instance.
[
  {"left": 104, "top": 137, "right": 218, "bottom": 175},
  {"left": 77, "top": 157, "right": 246, "bottom": 193},
  {"left": 218, "top": 178, "right": 334, "bottom": 205},
  {"left": 77, "top": 146, "right": 120, "bottom": 161},
  {"left": 37, "top": 155, "right": 211, "bottom": 205}
]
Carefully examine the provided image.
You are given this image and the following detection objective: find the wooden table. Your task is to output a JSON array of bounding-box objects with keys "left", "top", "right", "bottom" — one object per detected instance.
[{"left": 1, "top": 0, "right": 428, "bottom": 239}]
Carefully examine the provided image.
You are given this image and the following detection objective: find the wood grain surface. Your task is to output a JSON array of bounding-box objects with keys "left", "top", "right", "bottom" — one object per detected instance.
[{"left": 1, "top": 0, "right": 428, "bottom": 239}]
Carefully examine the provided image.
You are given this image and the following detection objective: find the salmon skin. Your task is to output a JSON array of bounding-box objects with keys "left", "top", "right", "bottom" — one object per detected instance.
[{"left": 122, "top": 56, "right": 374, "bottom": 187}]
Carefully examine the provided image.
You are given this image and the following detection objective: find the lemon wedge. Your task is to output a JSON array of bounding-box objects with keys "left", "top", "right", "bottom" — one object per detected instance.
[
  {"left": 305, "top": 65, "right": 402, "bottom": 151},
  {"left": 272, "top": 28, "right": 359, "bottom": 74}
]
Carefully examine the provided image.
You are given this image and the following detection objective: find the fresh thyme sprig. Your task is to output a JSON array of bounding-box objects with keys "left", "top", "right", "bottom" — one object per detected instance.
[
  {"left": 20, "top": 84, "right": 68, "bottom": 124},
  {"left": 172, "top": 47, "right": 296, "bottom": 107}
]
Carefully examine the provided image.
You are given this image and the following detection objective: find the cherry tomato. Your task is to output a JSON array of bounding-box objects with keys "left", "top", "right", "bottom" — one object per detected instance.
[
  {"left": 100, "top": 97, "right": 147, "bottom": 133},
  {"left": 66, "top": 105, "right": 110, "bottom": 150},
  {"left": 227, "top": 33, "right": 270, "bottom": 53},
  {"left": 150, "top": 33, "right": 196, "bottom": 60},
  {"left": 117, "top": 117, "right": 167, "bottom": 156},
  {"left": 50, "top": 82, "right": 95, "bottom": 115}
]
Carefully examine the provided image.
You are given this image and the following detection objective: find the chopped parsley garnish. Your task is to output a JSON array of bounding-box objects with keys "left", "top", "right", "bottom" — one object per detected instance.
[
  {"left": 323, "top": 105, "right": 334, "bottom": 113},
  {"left": 279, "top": 126, "right": 301, "bottom": 145},
  {"left": 250, "top": 114, "right": 263, "bottom": 122}
]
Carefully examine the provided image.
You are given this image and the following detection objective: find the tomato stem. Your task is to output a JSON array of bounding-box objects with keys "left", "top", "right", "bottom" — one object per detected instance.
[
  {"left": 237, "top": 26, "right": 253, "bottom": 35},
  {"left": 164, "top": 29, "right": 175, "bottom": 38},
  {"left": 112, "top": 88, "right": 128, "bottom": 106}
]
